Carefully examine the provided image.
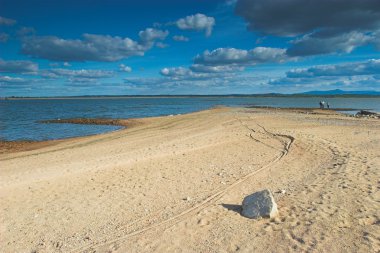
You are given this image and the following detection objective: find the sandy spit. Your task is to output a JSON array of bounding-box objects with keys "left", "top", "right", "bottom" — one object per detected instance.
[{"left": 0, "top": 107, "right": 379, "bottom": 253}]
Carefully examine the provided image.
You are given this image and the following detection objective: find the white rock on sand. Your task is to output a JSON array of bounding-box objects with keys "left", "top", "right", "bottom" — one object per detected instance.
[{"left": 241, "top": 189, "right": 278, "bottom": 219}]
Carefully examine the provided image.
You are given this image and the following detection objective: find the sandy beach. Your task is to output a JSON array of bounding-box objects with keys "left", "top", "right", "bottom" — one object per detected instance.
[{"left": 0, "top": 107, "right": 379, "bottom": 253}]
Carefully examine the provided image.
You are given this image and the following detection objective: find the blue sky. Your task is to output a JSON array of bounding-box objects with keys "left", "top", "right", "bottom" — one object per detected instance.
[{"left": 1, "top": 0, "right": 380, "bottom": 96}]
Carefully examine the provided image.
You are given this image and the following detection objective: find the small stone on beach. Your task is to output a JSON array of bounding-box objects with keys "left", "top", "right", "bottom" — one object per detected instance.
[{"left": 241, "top": 189, "right": 278, "bottom": 219}]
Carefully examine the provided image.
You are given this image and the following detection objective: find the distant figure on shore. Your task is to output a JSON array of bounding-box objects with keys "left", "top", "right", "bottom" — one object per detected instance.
[
  {"left": 327, "top": 102, "right": 330, "bottom": 109},
  {"left": 319, "top": 101, "right": 325, "bottom": 109}
]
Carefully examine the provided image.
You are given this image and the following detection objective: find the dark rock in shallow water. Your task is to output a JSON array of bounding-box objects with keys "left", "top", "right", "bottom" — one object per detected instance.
[{"left": 356, "top": 110, "right": 380, "bottom": 119}]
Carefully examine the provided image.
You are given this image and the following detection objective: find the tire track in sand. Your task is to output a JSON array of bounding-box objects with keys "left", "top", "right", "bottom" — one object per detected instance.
[{"left": 70, "top": 119, "right": 294, "bottom": 253}]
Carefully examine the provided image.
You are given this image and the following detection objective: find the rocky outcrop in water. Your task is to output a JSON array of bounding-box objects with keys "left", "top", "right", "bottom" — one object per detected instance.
[{"left": 355, "top": 110, "right": 380, "bottom": 119}]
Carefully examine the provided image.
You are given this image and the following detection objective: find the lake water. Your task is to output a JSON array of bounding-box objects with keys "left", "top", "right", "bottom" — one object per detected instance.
[{"left": 1, "top": 96, "right": 379, "bottom": 141}]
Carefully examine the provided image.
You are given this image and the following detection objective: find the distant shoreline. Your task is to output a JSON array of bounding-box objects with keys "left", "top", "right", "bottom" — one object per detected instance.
[
  {"left": 2, "top": 93, "right": 380, "bottom": 100},
  {"left": 1, "top": 106, "right": 376, "bottom": 154}
]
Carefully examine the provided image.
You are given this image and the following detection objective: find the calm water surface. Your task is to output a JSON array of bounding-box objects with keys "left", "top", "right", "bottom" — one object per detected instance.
[{"left": 1, "top": 97, "right": 379, "bottom": 141}]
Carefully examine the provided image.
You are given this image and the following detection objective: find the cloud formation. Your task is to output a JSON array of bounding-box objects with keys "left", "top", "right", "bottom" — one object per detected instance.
[
  {"left": 0, "top": 59, "right": 39, "bottom": 73},
  {"left": 287, "top": 31, "right": 372, "bottom": 57},
  {"left": 176, "top": 14, "right": 215, "bottom": 37},
  {"left": 159, "top": 66, "right": 236, "bottom": 82},
  {"left": 21, "top": 28, "right": 169, "bottom": 62},
  {"left": 0, "top": 33, "right": 9, "bottom": 43},
  {"left": 16, "top": 27, "right": 36, "bottom": 37},
  {"left": 43, "top": 68, "right": 114, "bottom": 79},
  {"left": 190, "top": 64, "right": 243, "bottom": 73},
  {"left": 266, "top": 59, "right": 380, "bottom": 92},
  {"left": 235, "top": 0, "right": 380, "bottom": 56},
  {"left": 0, "top": 75, "right": 27, "bottom": 84},
  {"left": 156, "top": 42, "right": 169, "bottom": 48},
  {"left": 0, "top": 16, "right": 16, "bottom": 26},
  {"left": 38, "top": 68, "right": 115, "bottom": 85},
  {"left": 160, "top": 67, "right": 211, "bottom": 80},
  {"left": 157, "top": 46, "right": 291, "bottom": 87},
  {"left": 268, "top": 74, "right": 380, "bottom": 92},
  {"left": 126, "top": 72, "right": 275, "bottom": 95},
  {"left": 235, "top": 0, "right": 380, "bottom": 36},
  {"left": 173, "top": 35, "right": 189, "bottom": 42},
  {"left": 138, "top": 28, "right": 168, "bottom": 45},
  {"left": 119, "top": 64, "right": 132, "bottom": 73},
  {"left": 194, "top": 47, "right": 289, "bottom": 66},
  {"left": 286, "top": 59, "right": 380, "bottom": 78}
]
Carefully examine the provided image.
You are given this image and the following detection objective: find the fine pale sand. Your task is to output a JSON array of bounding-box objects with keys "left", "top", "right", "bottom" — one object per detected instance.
[{"left": 0, "top": 107, "right": 379, "bottom": 252}]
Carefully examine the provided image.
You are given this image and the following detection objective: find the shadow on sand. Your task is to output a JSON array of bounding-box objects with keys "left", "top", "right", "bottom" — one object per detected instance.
[{"left": 221, "top": 204, "right": 242, "bottom": 214}]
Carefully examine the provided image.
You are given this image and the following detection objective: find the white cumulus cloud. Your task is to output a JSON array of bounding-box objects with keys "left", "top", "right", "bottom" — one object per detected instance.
[
  {"left": 21, "top": 28, "right": 169, "bottom": 62},
  {"left": 176, "top": 14, "right": 215, "bottom": 37},
  {"left": 194, "top": 47, "right": 289, "bottom": 66},
  {"left": 119, "top": 64, "right": 132, "bottom": 73}
]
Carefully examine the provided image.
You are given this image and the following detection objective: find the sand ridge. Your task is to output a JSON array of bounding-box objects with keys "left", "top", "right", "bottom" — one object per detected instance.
[{"left": 0, "top": 107, "right": 379, "bottom": 252}]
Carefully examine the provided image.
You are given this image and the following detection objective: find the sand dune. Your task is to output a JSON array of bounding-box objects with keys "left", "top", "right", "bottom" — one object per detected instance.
[{"left": 0, "top": 107, "right": 379, "bottom": 252}]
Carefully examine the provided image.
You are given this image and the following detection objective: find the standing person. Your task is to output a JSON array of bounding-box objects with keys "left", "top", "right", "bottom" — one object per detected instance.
[
  {"left": 327, "top": 102, "right": 330, "bottom": 109},
  {"left": 319, "top": 101, "right": 323, "bottom": 109}
]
